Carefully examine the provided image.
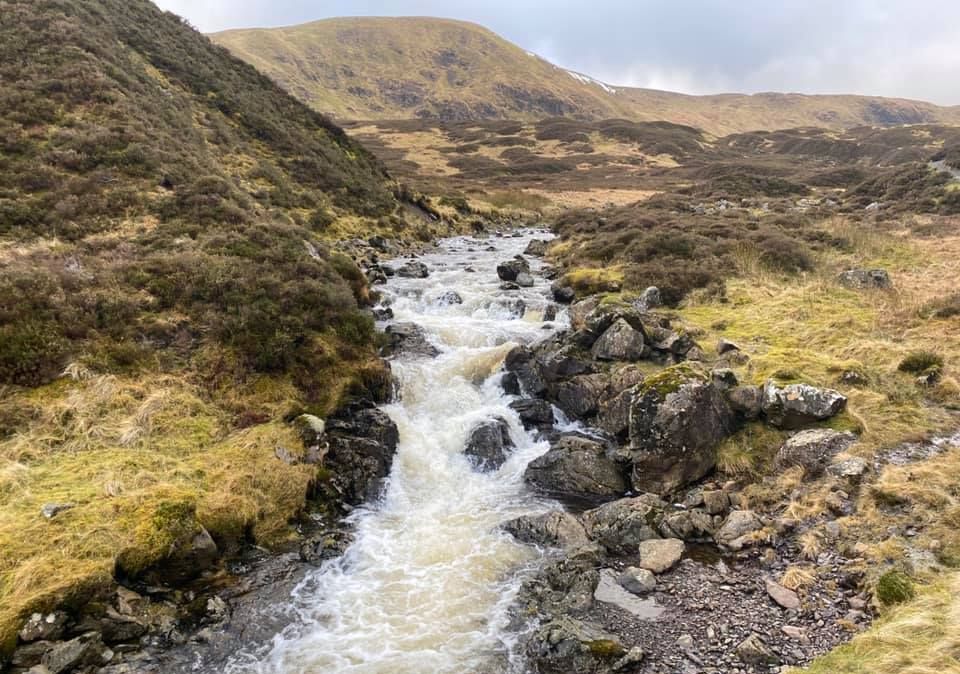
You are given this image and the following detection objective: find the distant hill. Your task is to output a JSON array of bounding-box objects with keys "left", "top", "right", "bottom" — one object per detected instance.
[{"left": 211, "top": 16, "right": 960, "bottom": 135}]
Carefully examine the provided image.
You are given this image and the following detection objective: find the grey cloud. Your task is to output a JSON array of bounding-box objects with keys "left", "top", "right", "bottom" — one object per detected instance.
[{"left": 153, "top": 0, "right": 960, "bottom": 104}]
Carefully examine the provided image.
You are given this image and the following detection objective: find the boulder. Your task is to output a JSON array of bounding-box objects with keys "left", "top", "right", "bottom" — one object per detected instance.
[
  {"left": 838, "top": 268, "right": 892, "bottom": 289},
  {"left": 710, "top": 368, "right": 739, "bottom": 390},
  {"left": 647, "top": 326, "right": 695, "bottom": 356},
  {"left": 504, "top": 346, "right": 548, "bottom": 396},
  {"left": 543, "top": 305, "right": 558, "bottom": 322},
  {"left": 524, "top": 436, "right": 627, "bottom": 502},
  {"left": 436, "top": 290, "right": 463, "bottom": 306},
  {"left": 517, "top": 545, "right": 604, "bottom": 618},
  {"left": 596, "top": 368, "right": 645, "bottom": 440},
  {"left": 526, "top": 617, "right": 626, "bottom": 674},
  {"left": 371, "top": 306, "right": 394, "bottom": 321},
  {"left": 554, "top": 375, "right": 609, "bottom": 420},
  {"left": 300, "top": 529, "right": 354, "bottom": 565},
  {"left": 717, "top": 338, "right": 740, "bottom": 355},
  {"left": 619, "top": 567, "right": 657, "bottom": 595},
  {"left": 497, "top": 256, "right": 531, "bottom": 282},
  {"left": 321, "top": 404, "right": 400, "bottom": 505},
  {"left": 516, "top": 272, "right": 535, "bottom": 288},
  {"left": 627, "top": 365, "right": 737, "bottom": 495},
  {"left": 659, "top": 509, "right": 714, "bottom": 541},
  {"left": 761, "top": 381, "right": 847, "bottom": 429},
  {"left": 637, "top": 538, "right": 685, "bottom": 574},
  {"left": 581, "top": 497, "right": 662, "bottom": 555},
  {"left": 591, "top": 319, "right": 648, "bottom": 362},
  {"left": 635, "top": 286, "right": 662, "bottom": 311},
  {"left": 551, "top": 284, "right": 576, "bottom": 304},
  {"left": 503, "top": 511, "right": 590, "bottom": 550},
  {"left": 774, "top": 428, "right": 857, "bottom": 477},
  {"left": 382, "top": 322, "right": 440, "bottom": 358},
  {"left": 524, "top": 239, "right": 550, "bottom": 256},
  {"left": 510, "top": 398, "right": 555, "bottom": 430},
  {"left": 702, "top": 489, "right": 730, "bottom": 515},
  {"left": 40, "top": 503, "right": 74, "bottom": 519},
  {"left": 464, "top": 417, "right": 514, "bottom": 471},
  {"left": 727, "top": 385, "right": 763, "bottom": 420},
  {"left": 19, "top": 613, "right": 68, "bottom": 643},
  {"left": 715, "top": 509, "right": 763, "bottom": 550},
  {"left": 395, "top": 260, "right": 429, "bottom": 278},
  {"left": 501, "top": 371, "right": 521, "bottom": 396}
]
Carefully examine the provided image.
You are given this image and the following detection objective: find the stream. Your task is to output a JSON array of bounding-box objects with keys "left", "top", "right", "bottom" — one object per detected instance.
[{"left": 227, "top": 230, "right": 566, "bottom": 674}]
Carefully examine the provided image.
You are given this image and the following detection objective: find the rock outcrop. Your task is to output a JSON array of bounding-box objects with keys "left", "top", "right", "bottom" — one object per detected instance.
[
  {"left": 761, "top": 381, "right": 847, "bottom": 429},
  {"left": 524, "top": 436, "right": 628, "bottom": 502}
]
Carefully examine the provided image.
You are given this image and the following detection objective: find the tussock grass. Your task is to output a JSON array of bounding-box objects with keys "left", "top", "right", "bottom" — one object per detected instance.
[
  {"left": 0, "top": 373, "right": 323, "bottom": 653},
  {"left": 799, "top": 573, "right": 960, "bottom": 674}
]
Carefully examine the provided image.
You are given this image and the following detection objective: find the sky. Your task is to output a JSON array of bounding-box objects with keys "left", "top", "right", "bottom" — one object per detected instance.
[{"left": 153, "top": 0, "right": 960, "bottom": 105}]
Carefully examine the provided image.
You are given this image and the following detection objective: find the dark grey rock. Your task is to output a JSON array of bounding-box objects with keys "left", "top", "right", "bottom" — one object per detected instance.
[
  {"left": 497, "top": 256, "right": 531, "bottom": 282},
  {"left": 774, "top": 428, "right": 857, "bottom": 477},
  {"left": 509, "top": 399, "right": 555, "bottom": 430},
  {"left": 551, "top": 284, "right": 576, "bottom": 304},
  {"left": 395, "top": 260, "right": 429, "bottom": 278},
  {"left": 464, "top": 417, "right": 514, "bottom": 471},
  {"left": 727, "top": 385, "right": 763, "bottom": 420},
  {"left": 525, "top": 436, "right": 627, "bottom": 502},
  {"left": 382, "top": 322, "right": 440, "bottom": 358},
  {"left": 591, "top": 319, "right": 648, "bottom": 362}
]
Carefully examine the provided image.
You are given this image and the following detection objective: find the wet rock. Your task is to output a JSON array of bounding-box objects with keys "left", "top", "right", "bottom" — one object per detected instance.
[
  {"left": 510, "top": 399, "right": 555, "bottom": 430},
  {"left": 613, "top": 646, "right": 645, "bottom": 671},
  {"left": 518, "top": 546, "right": 603, "bottom": 618},
  {"left": 371, "top": 306, "right": 394, "bottom": 321},
  {"left": 552, "top": 284, "right": 576, "bottom": 304},
  {"left": 395, "top": 260, "right": 429, "bottom": 278},
  {"left": 761, "top": 381, "right": 847, "bottom": 429},
  {"left": 19, "top": 613, "right": 68, "bottom": 643},
  {"left": 619, "top": 567, "right": 657, "bottom": 595},
  {"left": 503, "top": 511, "right": 589, "bottom": 550},
  {"left": 838, "top": 268, "right": 892, "bottom": 289},
  {"left": 627, "top": 365, "right": 737, "bottom": 495},
  {"left": 591, "top": 319, "right": 648, "bottom": 362},
  {"left": 637, "top": 538, "right": 685, "bottom": 573},
  {"left": 500, "top": 281, "right": 521, "bottom": 291},
  {"left": 436, "top": 290, "right": 463, "bottom": 305},
  {"left": 464, "top": 417, "right": 514, "bottom": 471},
  {"left": 525, "top": 239, "right": 550, "bottom": 256},
  {"left": 717, "top": 338, "right": 740, "bottom": 355},
  {"left": 365, "top": 265, "right": 388, "bottom": 285},
  {"left": 765, "top": 578, "right": 801, "bottom": 609},
  {"left": 501, "top": 371, "right": 521, "bottom": 396},
  {"left": 727, "top": 385, "right": 763, "bottom": 420},
  {"left": 554, "top": 374, "right": 609, "bottom": 419},
  {"left": 581, "top": 497, "right": 662, "bottom": 555},
  {"left": 774, "top": 429, "right": 857, "bottom": 477},
  {"left": 735, "top": 633, "right": 778, "bottom": 666},
  {"left": 300, "top": 529, "right": 354, "bottom": 565},
  {"left": 382, "top": 322, "right": 440, "bottom": 358},
  {"left": 543, "top": 305, "right": 558, "bottom": 322},
  {"left": 497, "top": 256, "right": 531, "bottom": 282},
  {"left": 504, "top": 346, "right": 548, "bottom": 396},
  {"left": 635, "top": 286, "right": 662, "bottom": 311},
  {"left": 524, "top": 436, "right": 627, "bottom": 502},
  {"left": 498, "top": 298, "right": 527, "bottom": 319},
  {"left": 715, "top": 510, "right": 763, "bottom": 550},
  {"left": 516, "top": 272, "right": 535, "bottom": 287},
  {"left": 322, "top": 404, "right": 400, "bottom": 505},
  {"left": 40, "top": 503, "right": 75, "bottom": 519},
  {"left": 526, "top": 616, "right": 626, "bottom": 674}
]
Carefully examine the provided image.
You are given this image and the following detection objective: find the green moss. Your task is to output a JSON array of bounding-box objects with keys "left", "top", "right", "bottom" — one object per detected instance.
[
  {"left": 586, "top": 639, "right": 627, "bottom": 659},
  {"left": 116, "top": 499, "right": 200, "bottom": 577},
  {"left": 897, "top": 351, "right": 944, "bottom": 375},
  {"left": 876, "top": 570, "right": 916, "bottom": 605},
  {"left": 638, "top": 363, "right": 703, "bottom": 398}
]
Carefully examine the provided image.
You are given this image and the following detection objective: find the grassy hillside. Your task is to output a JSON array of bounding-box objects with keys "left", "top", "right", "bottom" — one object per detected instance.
[
  {"left": 0, "top": 0, "right": 421, "bottom": 654},
  {"left": 211, "top": 17, "right": 960, "bottom": 135}
]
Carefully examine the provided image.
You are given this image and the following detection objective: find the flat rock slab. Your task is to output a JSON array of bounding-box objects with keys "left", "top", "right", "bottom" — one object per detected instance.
[{"left": 594, "top": 570, "right": 665, "bottom": 620}]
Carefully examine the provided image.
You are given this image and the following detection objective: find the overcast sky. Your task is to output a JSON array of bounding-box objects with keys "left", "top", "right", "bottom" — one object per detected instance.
[{"left": 153, "top": 0, "right": 960, "bottom": 105}]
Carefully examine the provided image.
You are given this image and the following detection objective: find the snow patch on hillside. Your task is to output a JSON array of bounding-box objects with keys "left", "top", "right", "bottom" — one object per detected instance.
[{"left": 565, "top": 69, "right": 618, "bottom": 94}]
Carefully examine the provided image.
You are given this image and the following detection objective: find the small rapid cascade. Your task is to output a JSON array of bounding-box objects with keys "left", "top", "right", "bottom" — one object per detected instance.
[{"left": 229, "top": 231, "right": 566, "bottom": 674}]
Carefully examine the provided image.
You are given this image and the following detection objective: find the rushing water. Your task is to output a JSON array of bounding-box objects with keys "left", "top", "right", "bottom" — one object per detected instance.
[{"left": 228, "top": 231, "right": 565, "bottom": 674}]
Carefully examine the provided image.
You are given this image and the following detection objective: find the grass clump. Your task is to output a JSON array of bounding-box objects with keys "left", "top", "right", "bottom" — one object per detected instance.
[
  {"left": 876, "top": 570, "right": 916, "bottom": 606},
  {"left": 897, "top": 351, "right": 944, "bottom": 375}
]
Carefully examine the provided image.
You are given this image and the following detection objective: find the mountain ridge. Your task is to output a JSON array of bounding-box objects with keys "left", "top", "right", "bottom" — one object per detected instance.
[{"left": 211, "top": 16, "right": 960, "bottom": 134}]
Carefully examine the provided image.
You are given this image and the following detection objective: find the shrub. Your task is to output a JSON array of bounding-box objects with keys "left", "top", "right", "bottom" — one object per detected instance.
[
  {"left": 922, "top": 293, "right": 960, "bottom": 319},
  {"left": 0, "top": 321, "right": 68, "bottom": 387}
]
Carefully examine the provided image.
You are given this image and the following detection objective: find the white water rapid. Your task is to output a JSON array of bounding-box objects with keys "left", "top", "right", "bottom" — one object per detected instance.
[{"left": 229, "top": 231, "right": 566, "bottom": 674}]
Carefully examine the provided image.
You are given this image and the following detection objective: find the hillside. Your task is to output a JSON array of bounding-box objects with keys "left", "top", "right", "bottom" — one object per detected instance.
[
  {"left": 211, "top": 16, "right": 960, "bottom": 135},
  {"left": 0, "top": 0, "right": 429, "bottom": 657}
]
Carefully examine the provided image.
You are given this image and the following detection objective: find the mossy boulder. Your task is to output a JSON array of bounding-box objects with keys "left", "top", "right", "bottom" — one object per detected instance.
[
  {"left": 627, "top": 364, "right": 738, "bottom": 495},
  {"left": 526, "top": 616, "right": 626, "bottom": 674}
]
